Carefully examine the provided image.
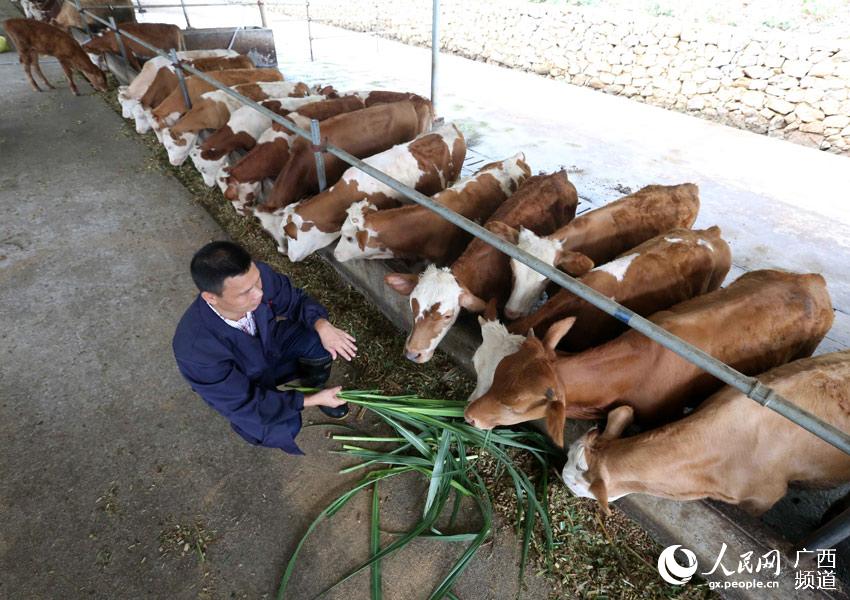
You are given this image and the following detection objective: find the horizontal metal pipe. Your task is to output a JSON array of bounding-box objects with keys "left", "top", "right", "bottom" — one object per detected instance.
[
  {"left": 77, "top": 7, "right": 850, "bottom": 459},
  {"left": 72, "top": 1, "right": 303, "bottom": 7}
]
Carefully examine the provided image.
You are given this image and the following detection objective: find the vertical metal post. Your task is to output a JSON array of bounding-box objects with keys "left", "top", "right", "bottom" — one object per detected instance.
[
  {"left": 109, "top": 16, "right": 131, "bottom": 69},
  {"left": 430, "top": 0, "right": 440, "bottom": 117},
  {"left": 180, "top": 0, "right": 192, "bottom": 29},
  {"left": 257, "top": 0, "right": 268, "bottom": 27},
  {"left": 170, "top": 49, "right": 192, "bottom": 110},
  {"left": 306, "top": 0, "right": 314, "bottom": 62},
  {"left": 310, "top": 119, "right": 327, "bottom": 192},
  {"left": 74, "top": 0, "right": 93, "bottom": 40}
]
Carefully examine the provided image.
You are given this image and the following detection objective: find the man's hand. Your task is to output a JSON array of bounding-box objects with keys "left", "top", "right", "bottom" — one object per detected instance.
[
  {"left": 315, "top": 319, "right": 357, "bottom": 361},
  {"left": 303, "top": 386, "right": 345, "bottom": 408}
]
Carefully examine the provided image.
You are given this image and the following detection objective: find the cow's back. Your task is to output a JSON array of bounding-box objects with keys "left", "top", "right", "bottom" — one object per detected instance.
[
  {"left": 635, "top": 269, "right": 833, "bottom": 418},
  {"left": 560, "top": 183, "right": 700, "bottom": 265}
]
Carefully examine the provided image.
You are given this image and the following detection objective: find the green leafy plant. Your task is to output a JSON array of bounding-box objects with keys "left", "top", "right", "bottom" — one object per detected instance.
[{"left": 276, "top": 389, "right": 559, "bottom": 600}]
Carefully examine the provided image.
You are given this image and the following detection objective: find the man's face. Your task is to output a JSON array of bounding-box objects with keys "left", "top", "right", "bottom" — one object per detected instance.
[{"left": 203, "top": 262, "right": 264, "bottom": 318}]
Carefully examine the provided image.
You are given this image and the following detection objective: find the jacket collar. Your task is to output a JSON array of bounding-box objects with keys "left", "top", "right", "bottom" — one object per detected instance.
[{"left": 196, "top": 292, "right": 275, "bottom": 343}]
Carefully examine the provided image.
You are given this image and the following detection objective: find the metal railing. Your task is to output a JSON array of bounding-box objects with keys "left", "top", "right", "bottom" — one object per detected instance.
[{"left": 73, "top": 6, "right": 850, "bottom": 550}]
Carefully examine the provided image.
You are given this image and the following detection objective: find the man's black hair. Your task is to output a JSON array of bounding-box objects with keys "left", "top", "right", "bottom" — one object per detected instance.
[{"left": 190, "top": 241, "right": 252, "bottom": 295}]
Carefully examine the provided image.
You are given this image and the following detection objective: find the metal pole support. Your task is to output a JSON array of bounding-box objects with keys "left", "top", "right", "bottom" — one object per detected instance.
[
  {"left": 430, "top": 0, "right": 440, "bottom": 117},
  {"left": 310, "top": 119, "right": 327, "bottom": 192},
  {"left": 795, "top": 506, "right": 850, "bottom": 556},
  {"left": 257, "top": 0, "right": 268, "bottom": 27},
  {"left": 109, "top": 16, "right": 131, "bottom": 69},
  {"left": 74, "top": 0, "right": 93, "bottom": 40},
  {"left": 306, "top": 0, "right": 314, "bottom": 62},
  {"left": 180, "top": 0, "right": 192, "bottom": 29},
  {"left": 135, "top": 0, "right": 146, "bottom": 14},
  {"left": 170, "top": 49, "right": 192, "bottom": 111}
]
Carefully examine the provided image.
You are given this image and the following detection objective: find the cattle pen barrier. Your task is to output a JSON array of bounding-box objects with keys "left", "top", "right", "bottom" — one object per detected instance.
[{"left": 73, "top": 4, "right": 850, "bottom": 560}]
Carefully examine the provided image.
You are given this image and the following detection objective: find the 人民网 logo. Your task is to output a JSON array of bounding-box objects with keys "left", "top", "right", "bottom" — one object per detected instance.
[{"left": 658, "top": 544, "right": 698, "bottom": 585}]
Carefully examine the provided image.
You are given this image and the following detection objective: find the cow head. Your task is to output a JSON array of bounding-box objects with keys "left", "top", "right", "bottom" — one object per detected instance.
[
  {"left": 385, "top": 265, "right": 487, "bottom": 364},
  {"left": 464, "top": 316, "right": 577, "bottom": 445},
  {"left": 505, "top": 228, "right": 593, "bottom": 320},
  {"left": 562, "top": 405, "right": 634, "bottom": 514},
  {"left": 190, "top": 146, "right": 229, "bottom": 187},
  {"left": 469, "top": 303, "right": 525, "bottom": 402},
  {"left": 133, "top": 105, "right": 153, "bottom": 134},
  {"left": 334, "top": 201, "right": 390, "bottom": 262},
  {"left": 161, "top": 128, "right": 197, "bottom": 166},
  {"left": 118, "top": 86, "right": 138, "bottom": 119},
  {"left": 253, "top": 206, "right": 288, "bottom": 253},
  {"left": 282, "top": 204, "right": 341, "bottom": 262}
]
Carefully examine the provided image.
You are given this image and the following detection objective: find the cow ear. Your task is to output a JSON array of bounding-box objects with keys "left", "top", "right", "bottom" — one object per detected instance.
[
  {"left": 600, "top": 405, "right": 634, "bottom": 441},
  {"left": 384, "top": 273, "right": 418, "bottom": 296},
  {"left": 486, "top": 220, "right": 520, "bottom": 244},
  {"left": 483, "top": 297, "right": 498, "bottom": 322},
  {"left": 545, "top": 388, "right": 567, "bottom": 448},
  {"left": 459, "top": 288, "right": 488, "bottom": 312},
  {"left": 543, "top": 316, "right": 576, "bottom": 351},
  {"left": 557, "top": 251, "right": 594, "bottom": 277},
  {"left": 355, "top": 229, "right": 370, "bottom": 251},
  {"left": 590, "top": 479, "right": 611, "bottom": 516}
]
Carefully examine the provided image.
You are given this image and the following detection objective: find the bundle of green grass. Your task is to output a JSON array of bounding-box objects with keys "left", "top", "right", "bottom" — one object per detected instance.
[
  {"left": 278, "top": 388, "right": 560, "bottom": 600},
  {"left": 0, "top": 36, "right": 9, "bottom": 53}
]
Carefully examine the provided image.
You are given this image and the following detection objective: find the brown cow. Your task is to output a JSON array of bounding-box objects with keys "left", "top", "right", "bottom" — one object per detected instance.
[
  {"left": 3, "top": 18, "right": 107, "bottom": 95},
  {"left": 333, "top": 154, "right": 529, "bottom": 264},
  {"left": 82, "top": 23, "right": 182, "bottom": 71},
  {"left": 384, "top": 170, "right": 581, "bottom": 364},
  {"left": 255, "top": 123, "right": 465, "bottom": 260},
  {"left": 504, "top": 183, "right": 700, "bottom": 319},
  {"left": 467, "top": 227, "right": 732, "bottom": 402},
  {"left": 508, "top": 227, "right": 731, "bottom": 347},
  {"left": 259, "top": 98, "right": 433, "bottom": 211},
  {"left": 465, "top": 270, "right": 833, "bottom": 446},
  {"left": 564, "top": 350, "right": 850, "bottom": 515}
]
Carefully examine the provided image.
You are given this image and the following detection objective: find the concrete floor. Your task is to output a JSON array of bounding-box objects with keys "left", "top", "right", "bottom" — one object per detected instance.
[{"left": 0, "top": 6, "right": 551, "bottom": 600}]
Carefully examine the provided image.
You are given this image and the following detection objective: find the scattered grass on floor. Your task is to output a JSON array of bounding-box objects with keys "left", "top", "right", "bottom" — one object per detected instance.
[{"left": 95, "top": 76, "right": 715, "bottom": 598}]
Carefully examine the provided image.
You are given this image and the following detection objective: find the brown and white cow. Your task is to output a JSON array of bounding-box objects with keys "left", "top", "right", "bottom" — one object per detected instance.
[
  {"left": 384, "top": 170, "right": 583, "bottom": 364},
  {"left": 118, "top": 51, "right": 241, "bottom": 119},
  {"left": 468, "top": 227, "right": 732, "bottom": 402},
  {"left": 218, "top": 96, "right": 368, "bottom": 213},
  {"left": 563, "top": 350, "right": 850, "bottom": 515},
  {"left": 160, "top": 82, "right": 312, "bottom": 165},
  {"left": 464, "top": 270, "right": 833, "bottom": 446},
  {"left": 148, "top": 68, "right": 283, "bottom": 133},
  {"left": 258, "top": 98, "right": 433, "bottom": 211},
  {"left": 129, "top": 53, "right": 251, "bottom": 131},
  {"left": 505, "top": 183, "right": 700, "bottom": 319},
  {"left": 189, "top": 95, "right": 324, "bottom": 185},
  {"left": 508, "top": 227, "right": 731, "bottom": 347},
  {"left": 334, "top": 154, "right": 530, "bottom": 263},
  {"left": 254, "top": 123, "right": 465, "bottom": 259}
]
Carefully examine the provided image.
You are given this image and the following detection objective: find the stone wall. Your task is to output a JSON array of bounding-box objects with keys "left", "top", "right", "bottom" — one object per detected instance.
[{"left": 274, "top": 0, "right": 850, "bottom": 155}]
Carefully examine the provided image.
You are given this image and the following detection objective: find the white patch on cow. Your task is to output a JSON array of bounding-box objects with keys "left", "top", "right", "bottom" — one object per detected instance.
[
  {"left": 270, "top": 95, "right": 325, "bottom": 112},
  {"left": 118, "top": 89, "right": 138, "bottom": 119},
  {"left": 593, "top": 252, "right": 639, "bottom": 283},
  {"left": 230, "top": 181, "right": 261, "bottom": 215},
  {"left": 407, "top": 265, "right": 463, "bottom": 360},
  {"left": 256, "top": 81, "right": 303, "bottom": 97},
  {"left": 469, "top": 318, "right": 525, "bottom": 401},
  {"left": 162, "top": 129, "right": 197, "bottom": 166},
  {"left": 664, "top": 236, "right": 685, "bottom": 244},
  {"left": 190, "top": 146, "right": 230, "bottom": 187},
  {"left": 288, "top": 114, "right": 311, "bottom": 130},
  {"left": 134, "top": 106, "right": 153, "bottom": 133},
  {"left": 254, "top": 208, "right": 287, "bottom": 253},
  {"left": 334, "top": 201, "right": 388, "bottom": 261},
  {"left": 494, "top": 153, "right": 528, "bottom": 195},
  {"left": 256, "top": 127, "right": 292, "bottom": 144},
  {"left": 199, "top": 89, "right": 244, "bottom": 113},
  {"left": 227, "top": 106, "right": 272, "bottom": 137},
  {"left": 562, "top": 434, "right": 627, "bottom": 501},
  {"left": 180, "top": 49, "right": 239, "bottom": 59},
  {"left": 505, "top": 229, "right": 563, "bottom": 318},
  {"left": 698, "top": 238, "right": 714, "bottom": 252},
  {"left": 562, "top": 436, "right": 596, "bottom": 498},
  {"left": 340, "top": 132, "right": 430, "bottom": 197},
  {"left": 162, "top": 111, "right": 182, "bottom": 128},
  {"left": 281, "top": 204, "right": 340, "bottom": 261}
]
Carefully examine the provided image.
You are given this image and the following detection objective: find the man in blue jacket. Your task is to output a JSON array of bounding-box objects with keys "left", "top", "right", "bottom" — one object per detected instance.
[{"left": 172, "top": 241, "right": 357, "bottom": 455}]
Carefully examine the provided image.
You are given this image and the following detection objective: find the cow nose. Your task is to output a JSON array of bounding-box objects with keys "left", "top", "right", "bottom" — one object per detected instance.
[
  {"left": 464, "top": 415, "right": 476, "bottom": 426},
  {"left": 404, "top": 350, "right": 421, "bottom": 362},
  {"left": 503, "top": 308, "right": 520, "bottom": 320}
]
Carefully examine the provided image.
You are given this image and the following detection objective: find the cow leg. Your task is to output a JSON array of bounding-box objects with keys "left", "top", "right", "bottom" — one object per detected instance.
[
  {"left": 31, "top": 55, "right": 55, "bottom": 90},
  {"left": 20, "top": 53, "right": 41, "bottom": 92},
  {"left": 59, "top": 61, "right": 80, "bottom": 96}
]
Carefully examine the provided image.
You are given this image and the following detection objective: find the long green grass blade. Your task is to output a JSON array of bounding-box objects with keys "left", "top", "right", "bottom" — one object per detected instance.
[{"left": 370, "top": 481, "right": 382, "bottom": 600}]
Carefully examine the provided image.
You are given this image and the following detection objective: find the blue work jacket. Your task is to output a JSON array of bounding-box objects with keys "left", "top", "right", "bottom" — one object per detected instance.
[{"left": 172, "top": 261, "right": 328, "bottom": 455}]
